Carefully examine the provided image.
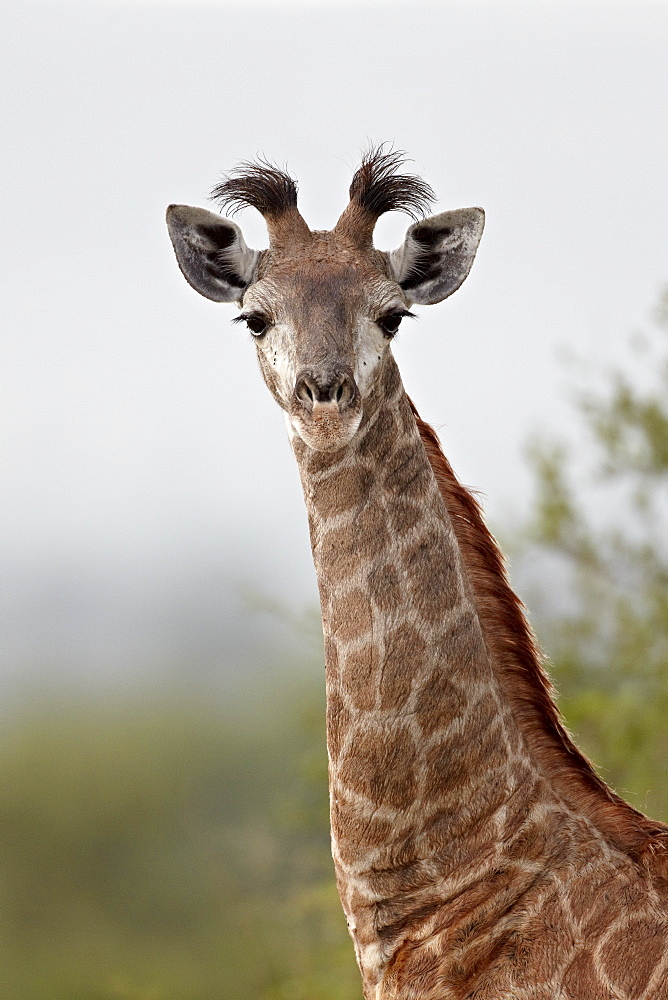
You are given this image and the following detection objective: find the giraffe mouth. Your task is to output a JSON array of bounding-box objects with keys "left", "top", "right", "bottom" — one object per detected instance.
[{"left": 290, "top": 399, "right": 364, "bottom": 452}]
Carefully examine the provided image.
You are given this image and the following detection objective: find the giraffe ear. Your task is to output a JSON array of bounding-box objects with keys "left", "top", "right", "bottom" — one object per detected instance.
[
  {"left": 388, "top": 208, "right": 485, "bottom": 305},
  {"left": 166, "top": 205, "right": 259, "bottom": 303}
]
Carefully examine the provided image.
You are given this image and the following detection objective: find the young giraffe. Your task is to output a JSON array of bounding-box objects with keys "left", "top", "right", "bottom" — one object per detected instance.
[{"left": 166, "top": 148, "right": 668, "bottom": 1000}]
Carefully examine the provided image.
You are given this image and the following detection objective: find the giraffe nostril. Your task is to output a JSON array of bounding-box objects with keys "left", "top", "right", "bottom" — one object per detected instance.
[{"left": 295, "top": 375, "right": 317, "bottom": 410}]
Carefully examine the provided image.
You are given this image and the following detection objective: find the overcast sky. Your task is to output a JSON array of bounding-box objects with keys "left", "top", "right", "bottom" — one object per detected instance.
[{"left": 2, "top": 0, "right": 667, "bottom": 691}]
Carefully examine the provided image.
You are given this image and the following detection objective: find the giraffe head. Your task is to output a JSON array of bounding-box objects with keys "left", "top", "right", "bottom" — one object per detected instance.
[{"left": 166, "top": 148, "right": 484, "bottom": 452}]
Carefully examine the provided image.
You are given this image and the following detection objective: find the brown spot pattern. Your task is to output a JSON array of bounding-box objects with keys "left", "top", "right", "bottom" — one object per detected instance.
[
  {"left": 313, "top": 465, "right": 373, "bottom": 518},
  {"left": 358, "top": 407, "right": 397, "bottom": 463},
  {"left": 379, "top": 623, "right": 425, "bottom": 710},
  {"left": 432, "top": 609, "right": 486, "bottom": 683},
  {"left": 504, "top": 821, "right": 550, "bottom": 865},
  {"left": 368, "top": 562, "right": 402, "bottom": 613},
  {"left": 599, "top": 920, "right": 667, "bottom": 995},
  {"left": 562, "top": 951, "right": 606, "bottom": 997},
  {"left": 318, "top": 526, "right": 361, "bottom": 585},
  {"left": 338, "top": 725, "right": 417, "bottom": 810},
  {"left": 332, "top": 798, "right": 394, "bottom": 866},
  {"left": 353, "top": 502, "right": 390, "bottom": 555},
  {"left": 331, "top": 590, "right": 372, "bottom": 643},
  {"left": 516, "top": 903, "right": 577, "bottom": 984},
  {"left": 423, "top": 715, "right": 508, "bottom": 807},
  {"left": 384, "top": 443, "right": 431, "bottom": 496},
  {"left": 423, "top": 729, "right": 472, "bottom": 804},
  {"left": 404, "top": 531, "right": 461, "bottom": 621},
  {"left": 413, "top": 667, "right": 467, "bottom": 737},
  {"left": 389, "top": 496, "right": 420, "bottom": 537},
  {"left": 568, "top": 868, "right": 622, "bottom": 938},
  {"left": 326, "top": 688, "right": 350, "bottom": 763},
  {"left": 323, "top": 635, "right": 339, "bottom": 678},
  {"left": 341, "top": 643, "right": 378, "bottom": 711},
  {"left": 318, "top": 507, "right": 390, "bottom": 580},
  {"left": 306, "top": 448, "right": 343, "bottom": 474}
]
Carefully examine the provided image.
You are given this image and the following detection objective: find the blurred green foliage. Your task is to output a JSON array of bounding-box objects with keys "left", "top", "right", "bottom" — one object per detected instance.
[
  {"left": 3, "top": 290, "right": 667, "bottom": 998},
  {"left": 520, "top": 287, "right": 668, "bottom": 821},
  {"left": 1, "top": 687, "right": 360, "bottom": 1000}
]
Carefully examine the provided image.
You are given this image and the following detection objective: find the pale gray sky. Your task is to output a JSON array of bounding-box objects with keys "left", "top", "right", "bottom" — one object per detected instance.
[{"left": 2, "top": 0, "right": 667, "bottom": 691}]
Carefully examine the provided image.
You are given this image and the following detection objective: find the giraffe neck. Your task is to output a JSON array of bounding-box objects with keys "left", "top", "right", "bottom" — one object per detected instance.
[{"left": 291, "top": 356, "right": 542, "bottom": 985}]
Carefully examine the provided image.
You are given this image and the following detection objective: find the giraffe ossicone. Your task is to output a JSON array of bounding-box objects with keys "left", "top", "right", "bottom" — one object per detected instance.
[{"left": 167, "top": 147, "right": 668, "bottom": 1000}]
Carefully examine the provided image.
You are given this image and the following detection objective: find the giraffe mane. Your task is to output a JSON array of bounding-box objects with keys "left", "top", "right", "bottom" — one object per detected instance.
[{"left": 411, "top": 400, "right": 668, "bottom": 873}]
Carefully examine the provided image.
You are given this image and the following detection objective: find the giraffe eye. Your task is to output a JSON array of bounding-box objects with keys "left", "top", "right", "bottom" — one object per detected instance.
[
  {"left": 244, "top": 314, "right": 269, "bottom": 337},
  {"left": 377, "top": 311, "right": 412, "bottom": 338}
]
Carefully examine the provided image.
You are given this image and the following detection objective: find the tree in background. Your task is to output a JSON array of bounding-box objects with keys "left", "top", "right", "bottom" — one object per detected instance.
[{"left": 519, "top": 287, "right": 668, "bottom": 821}]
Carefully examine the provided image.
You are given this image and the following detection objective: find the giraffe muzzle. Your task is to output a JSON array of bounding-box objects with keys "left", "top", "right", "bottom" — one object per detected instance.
[{"left": 291, "top": 369, "right": 362, "bottom": 452}]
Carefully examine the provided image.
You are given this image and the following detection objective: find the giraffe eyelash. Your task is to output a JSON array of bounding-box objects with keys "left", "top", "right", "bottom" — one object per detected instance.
[
  {"left": 233, "top": 313, "right": 272, "bottom": 336},
  {"left": 376, "top": 309, "right": 416, "bottom": 338}
]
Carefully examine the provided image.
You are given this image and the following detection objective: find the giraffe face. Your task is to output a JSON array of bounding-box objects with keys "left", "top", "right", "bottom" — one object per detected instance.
[
  {"left": 167, "top": 158, "right": 484, "bottom": 455},
  {"left": 237, "top": 249, "right": 410, "bottom": 452}
]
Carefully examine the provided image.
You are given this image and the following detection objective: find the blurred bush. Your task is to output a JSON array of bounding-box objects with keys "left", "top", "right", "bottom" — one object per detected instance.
[
  {"left": 0, "top": 686, "right": 360, "bottom": 1000},
  {"left": 517, "top": 286, "right": 668, "bottom": 821}
]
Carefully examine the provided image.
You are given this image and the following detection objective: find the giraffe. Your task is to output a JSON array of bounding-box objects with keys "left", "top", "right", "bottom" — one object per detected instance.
[{"left": 166, "top": 147, "right": 668, "bottom": 1000}]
